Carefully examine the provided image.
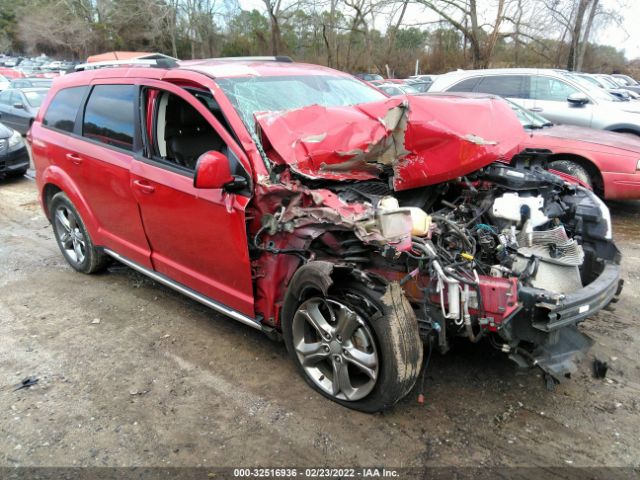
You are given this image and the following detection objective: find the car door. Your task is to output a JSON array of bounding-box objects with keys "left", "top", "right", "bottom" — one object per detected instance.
[
  {"left": 130, "top": 81, "right": 255, "bottom": 317},
  {"left": 474, "top": 75, "right": 528, "bottom": 103},
  {"left": 12, "top": 91, "right": 32, "bottom": 134},
  {"left": 526, "top": 75, "right": 593, "bottom": 127},
  {"left": 64, "top": 82, "right": 152, "bottom": 268}
]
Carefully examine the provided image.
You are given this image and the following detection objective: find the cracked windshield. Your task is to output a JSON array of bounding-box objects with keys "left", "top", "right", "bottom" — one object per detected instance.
[{"left": 216, "top": 75, "right": 386, "bottom": 131}]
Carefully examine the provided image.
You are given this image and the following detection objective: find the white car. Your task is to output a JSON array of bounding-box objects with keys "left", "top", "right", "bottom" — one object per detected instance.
[
  {"left": 0, "top": 74, "right": 9, "bottom": 92},
  {"left": 429, "top": 68, "right": 640, "bottom": 135}
]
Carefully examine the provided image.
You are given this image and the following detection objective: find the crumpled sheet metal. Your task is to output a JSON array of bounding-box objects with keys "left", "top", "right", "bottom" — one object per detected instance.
[
  {"left": 254, "top": 174, "right": 412, "bottom": 250},
  {"left": 255, "top": 95, "right": 527, "bottom": 191}
]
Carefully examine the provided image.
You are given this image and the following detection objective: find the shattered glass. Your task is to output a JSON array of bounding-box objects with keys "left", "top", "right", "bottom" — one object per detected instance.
[{"left": 216, "top": 75, "right": 386, "bottom": 132}]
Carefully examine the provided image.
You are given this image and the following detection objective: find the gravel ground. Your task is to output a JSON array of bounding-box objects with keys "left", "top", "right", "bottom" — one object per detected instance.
[{"left": 0, "top": 171, "right": 639, "bottom": 476}]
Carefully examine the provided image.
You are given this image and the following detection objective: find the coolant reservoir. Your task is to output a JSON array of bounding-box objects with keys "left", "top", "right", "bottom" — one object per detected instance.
[
  {"left": 378, "top": 196, "right": 431, "bottom": 236},
  {"left": 407, "top": 207, "right": 431, "bottom": 236}
]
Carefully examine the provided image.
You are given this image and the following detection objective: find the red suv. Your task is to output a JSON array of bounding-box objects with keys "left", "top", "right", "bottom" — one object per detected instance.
[{"left": 30, "top": 58, "right": 623, "bottom": 411}]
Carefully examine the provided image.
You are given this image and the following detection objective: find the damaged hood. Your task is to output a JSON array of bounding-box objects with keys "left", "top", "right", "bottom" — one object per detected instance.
[{"left": 255, "top": 95, "right": 526, "bottom": 191}]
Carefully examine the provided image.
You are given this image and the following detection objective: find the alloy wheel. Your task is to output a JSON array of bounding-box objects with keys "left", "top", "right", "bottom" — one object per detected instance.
[
  {"left": 292, "top": 297, "right": 379, "bottom": 401},
  {"left": 54, "top": 205, "right": 86, "bottom": 264}
]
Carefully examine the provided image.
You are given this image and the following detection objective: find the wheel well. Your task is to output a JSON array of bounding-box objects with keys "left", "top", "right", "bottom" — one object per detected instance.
[
  {"left": 42, "top": 184, "right": 62, "bottom": 220},
  {"left": 548, "top": 154, "right": 604, "bottom": 197},
  {"left": 610, "top": 128, "right": 640, "bottom": 136}
]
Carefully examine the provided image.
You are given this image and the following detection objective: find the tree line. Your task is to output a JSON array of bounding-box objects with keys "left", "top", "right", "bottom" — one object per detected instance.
[{"left": 0, "top": 0, "right": 633, "bottom": 77}]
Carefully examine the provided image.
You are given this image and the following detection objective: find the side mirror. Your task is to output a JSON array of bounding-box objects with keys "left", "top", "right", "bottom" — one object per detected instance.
[
  {"left": 13, "top": 102, "right": 24, "bottom": 109},
  {"left": 194, "top": 151, "right": 233, "bottom": 189},
  {"left": 193, "top": 150, "right": 248, "bottom": 192},
  {"left": 567, "top": 93, "right": 589, "bottom": 105}
]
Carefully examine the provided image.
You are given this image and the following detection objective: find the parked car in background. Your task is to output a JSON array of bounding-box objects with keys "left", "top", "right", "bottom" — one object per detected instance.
[
  {"left": 409, "top": 74, "right": 438, "bottom": 83},
  {"left": 571, "top": 73, "right": 638, "bottom": 100},
  {"left": 30, "top": 58, "right": 622, "bottom": 411},
  {"left": 0, "top": 87, "right": 48, "bottom": 134},
  {"left": 354, "top": 73, "right": 384, "bottom": 82},
  {"left": 377, "top": 82, "right": 420, "bottom": 96},
  {"left": 607, "top": 74, "right": 640, "bottom": 95},
  {"left": 429, "top": 68, "right": 640, "bottom": 135},
  {"left": 611, "top": 74, "right": 640, "bottom": 89},
  {"left": 594, "top": 74, "right": 640, "bottom": 99},
  {"left": 404, "top": 79, "right": 432, "bottom": 93},
  {"left": 10, "top": 78, "right": 53, "bottom": 89},
  {"left": 421, "top": 92, "right": 640, "bottom": 200},
  {"left": 0, "top": 121, "right": 29, "bottom": 178},
  {"left": 0, "top": 67, "right": 24, "bottom": 79},
  {"left": 508, "top": 98, "right": 640, "bottom": 199},
  {"left": 0, "top": 74, "right": 9, "bottom": 92}
]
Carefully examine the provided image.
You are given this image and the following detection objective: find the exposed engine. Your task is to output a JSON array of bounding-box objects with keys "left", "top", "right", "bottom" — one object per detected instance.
[{"left": 307, "top": 160, "right": 621, "bottom": 382}]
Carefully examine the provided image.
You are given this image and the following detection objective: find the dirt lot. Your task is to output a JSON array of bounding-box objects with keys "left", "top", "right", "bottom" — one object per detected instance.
[{"left": 1, "top": 171, "right": 639, "bottom": 475}]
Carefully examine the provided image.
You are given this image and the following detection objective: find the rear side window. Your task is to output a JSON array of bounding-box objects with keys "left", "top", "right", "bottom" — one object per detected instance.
[
  {"left": 476, "top": 75, "right": 527, "bottom": 98},
  {"left": 43, "top": 86, "right": 88, "bottom": 133},
  {"left": 447, "top": 77, "right": 481, "bottom": 92},
  {"left": 83, "top": 85, "right": 136, "bottom": 151}
]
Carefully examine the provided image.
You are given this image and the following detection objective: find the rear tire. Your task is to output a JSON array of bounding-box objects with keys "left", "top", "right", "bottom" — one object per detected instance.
[
  {"left": 548, "top": 160, "right": 593, "bottom": 188},
  {"left": 49, "top": 192, "right": 109, "bottom": 274},
  {"left": 282, "top": 273, "right": 423, "bottom": 413}
]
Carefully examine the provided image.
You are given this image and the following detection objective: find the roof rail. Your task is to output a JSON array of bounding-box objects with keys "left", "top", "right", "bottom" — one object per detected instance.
[
  {"left": 75, "top": 58, "right": 178, "bottom": 71},
  {"left": 213, "top": 56, "right": 294, "bottom": 63}
]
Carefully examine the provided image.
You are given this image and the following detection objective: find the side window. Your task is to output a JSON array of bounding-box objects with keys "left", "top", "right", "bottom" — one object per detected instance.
[
  {"left": 43, "top": 86, "right": 88, "bottom": 133},
  {"left": 448, "top": 77, "right": 481, "bottom": 92},
  {"left": 83, "top": 84, "right": 136, "bottom": 151},
  {"left": 528, "top": 76, "right": 579, "bottom": 102},
  {"left": 476, "top": 75, "right": 526, "bottom": 98},
  {"left": 145, "top": 89, "right": 226, "bottom": 172},
  {"left": 0, "top": 90, "right": 12, "bottom": 105}
]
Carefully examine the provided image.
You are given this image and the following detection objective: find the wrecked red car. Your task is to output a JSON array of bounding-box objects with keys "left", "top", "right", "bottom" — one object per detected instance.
[{"left": 30, "top": 58, "right": 623, "bottom": 412}]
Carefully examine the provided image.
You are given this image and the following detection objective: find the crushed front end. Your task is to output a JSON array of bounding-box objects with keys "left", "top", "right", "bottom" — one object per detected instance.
[{"left": 248, "top": 95, "right": 623, "bottom": 386}]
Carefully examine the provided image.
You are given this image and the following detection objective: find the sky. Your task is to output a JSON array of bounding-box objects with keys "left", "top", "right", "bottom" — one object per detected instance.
[{"left": 238, "top": 0, "right": 640, "bottom": 60}]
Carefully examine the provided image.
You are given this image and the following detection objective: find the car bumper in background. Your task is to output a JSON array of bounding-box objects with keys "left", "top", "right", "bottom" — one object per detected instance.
[
  {"left": 603, "top": 171, "right": 640, "bottom": 199},
  {"left": 0, "top": 143, "right": 30, "bottom": 175}
]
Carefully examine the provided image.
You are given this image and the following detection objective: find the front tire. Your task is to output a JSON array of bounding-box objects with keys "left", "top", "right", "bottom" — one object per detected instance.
[
  {"left": 49, "top": 192, "right": 109, "bottom": 274},
  {"left": 282, "top": 273, "right": 423, "bottom": 412},
  {"left": 548, "top": 160, "right": 593, "bottom": 188}
]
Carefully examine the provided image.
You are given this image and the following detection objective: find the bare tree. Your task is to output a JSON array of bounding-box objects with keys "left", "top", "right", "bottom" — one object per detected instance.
[{"left": 412, "top": 0, "right": 518, "bottom": 68}]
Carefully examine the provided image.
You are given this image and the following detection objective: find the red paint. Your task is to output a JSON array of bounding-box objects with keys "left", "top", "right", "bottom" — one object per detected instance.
[
  {"left": 519, "top": 124, "right": 640, "bottom": 199},
  {"left": 256, "top": 95, "right": 526, "bottom": 191},
  {"left": 193, "top": 151, "right": 234, "bottom": 189},
  {"left": 30, "top": 59, "right": 594, "bottom": 330},
  {"left": 0, "top": 68, "right": 25, "bottom": 79}
]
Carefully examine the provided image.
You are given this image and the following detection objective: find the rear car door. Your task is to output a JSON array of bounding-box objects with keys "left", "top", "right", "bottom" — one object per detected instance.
[
  {"left": 130, "top": 81, "right": 254, "bottom": 317},
  {"left": 12, "top": 91, "right": 33, "bottom": 134},
  {"left": 526, "top": 75, "right": 593, "bottom": 127},
  {"left": 473, "top": 74, "right": 532, "bottom": 109},
  {"left": 63, "top": 82, "right": 152, "bottom": 268}
]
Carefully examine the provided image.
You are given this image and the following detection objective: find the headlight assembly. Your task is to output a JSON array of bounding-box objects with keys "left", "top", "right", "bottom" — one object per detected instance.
[{"left": 8, "top": 129, "right": 23, "bottom": 148}]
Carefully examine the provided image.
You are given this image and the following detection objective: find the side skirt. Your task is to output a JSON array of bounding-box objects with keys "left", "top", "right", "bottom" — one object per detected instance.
[{"left": 103, "top": 248, "right": 262, "bottom": 331}]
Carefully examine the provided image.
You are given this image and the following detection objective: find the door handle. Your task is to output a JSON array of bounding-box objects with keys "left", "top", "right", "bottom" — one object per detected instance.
[
  {"left": 65, "top": 152, "right": 83, "bottom": 165},
  {"left": 133, "top": 179, "right": 155, "bottom": 194},
  {"left": 529, "top": 107, "right": 543, "bottom": 112}
]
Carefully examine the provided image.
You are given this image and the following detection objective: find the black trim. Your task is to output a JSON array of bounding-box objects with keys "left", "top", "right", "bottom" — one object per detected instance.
[
  {"left": 133, "top": 152, "right": 194, "bottom": 178},
  {"left": 519, "top": 262, "right": 622, "bottom": 332}
]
